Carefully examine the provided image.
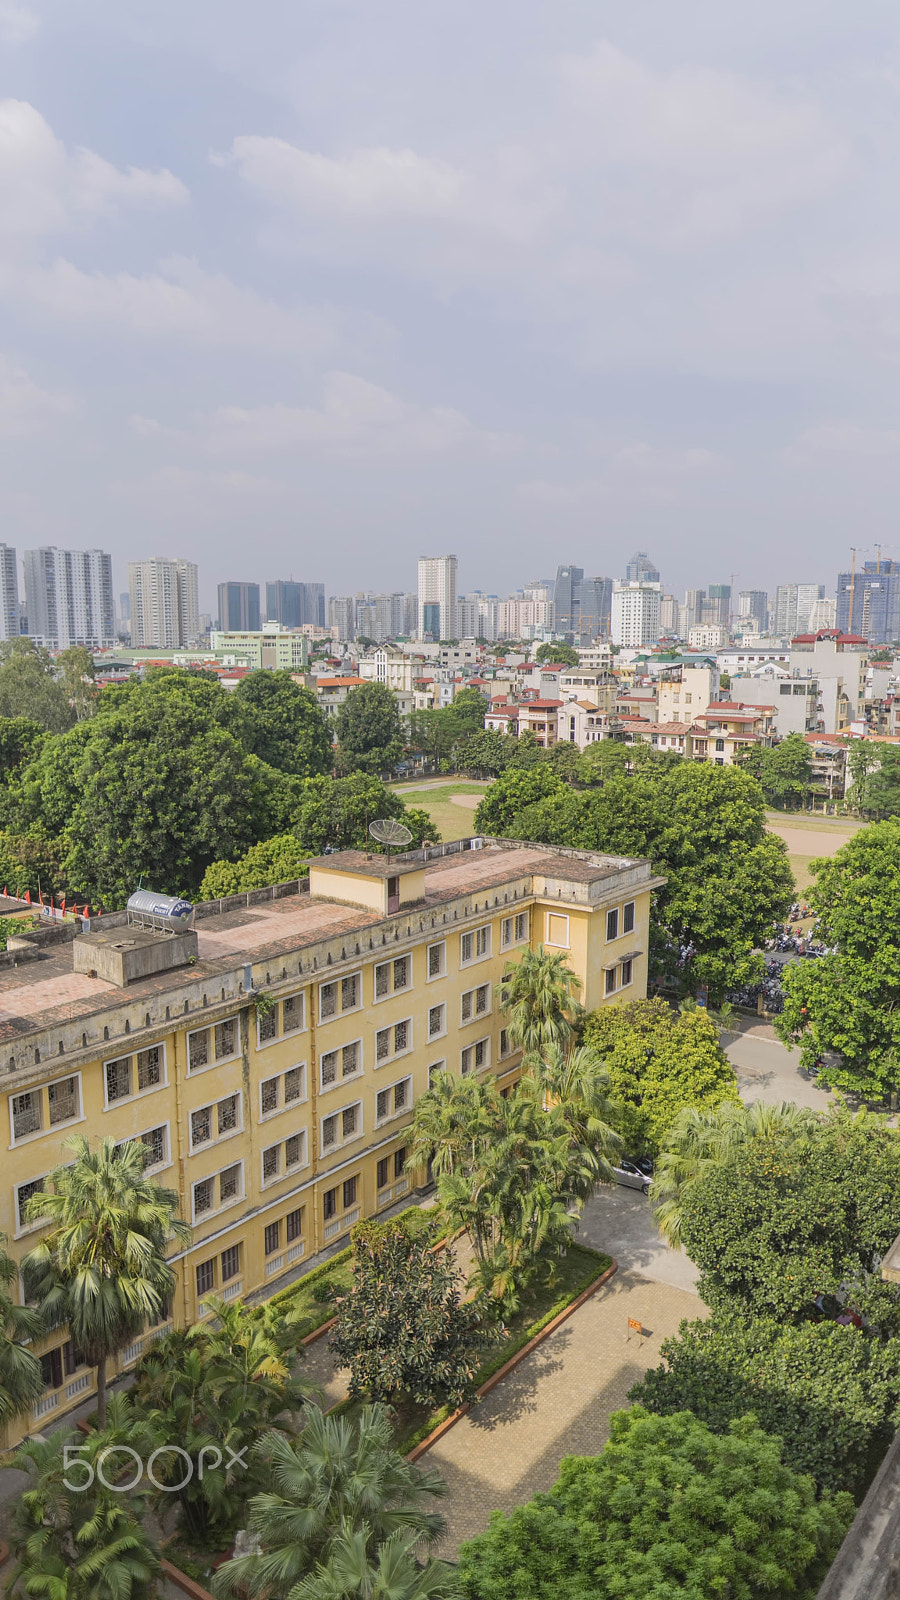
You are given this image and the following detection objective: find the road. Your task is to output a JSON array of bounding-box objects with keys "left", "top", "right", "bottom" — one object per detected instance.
[{"left": 725, "top": 1025, "right": 835, "bottom": 1111}]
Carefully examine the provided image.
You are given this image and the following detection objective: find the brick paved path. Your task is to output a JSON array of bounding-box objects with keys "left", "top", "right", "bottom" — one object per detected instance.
[{"left": 425, "top": 1269, "right": 704, "bottom": 1558}]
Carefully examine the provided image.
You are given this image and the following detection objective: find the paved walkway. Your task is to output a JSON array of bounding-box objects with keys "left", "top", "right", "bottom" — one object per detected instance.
[{"left": 427, "top": 1269, "right": 702, "bottom": 1558}]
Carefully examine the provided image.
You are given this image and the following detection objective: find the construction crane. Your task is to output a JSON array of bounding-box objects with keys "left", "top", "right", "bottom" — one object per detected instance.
[{"left": 848, "top": 547, "right": 857, "bottom": 634}]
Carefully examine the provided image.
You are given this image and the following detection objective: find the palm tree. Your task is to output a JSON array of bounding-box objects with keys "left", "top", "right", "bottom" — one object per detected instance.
[
  {"left": 528, "top": 1042, "right": 622, "bottom": 1172},
  {"left": 289, "top": 1526, "right": 461, "bottom": 1600},
  {"left": 497, "top": 947, "right": 583, "bottom": 1061},
  {"left": 23, "top": 1134, "right": 190, "bottom": 1425},
  {"left": 652, "top": 1100, "right": 819, "bottom": 1248},
  {"left": 9, "top": 1419, "right": 160, "bottom": 1600},
  {"left": 213, "top": 1404, "right": 448, "bottom": 1600},
  {"left": 405, "top": 1070, "right": 498, "bottom": 1183},
  {"left": 0, "top": 1231, "right": 43, "bottom": 1427}
]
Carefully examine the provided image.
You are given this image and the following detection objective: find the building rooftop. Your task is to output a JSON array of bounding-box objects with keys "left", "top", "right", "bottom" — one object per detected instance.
[{"left": 0, "top": 840, "right": 658, "bottom": 1052}]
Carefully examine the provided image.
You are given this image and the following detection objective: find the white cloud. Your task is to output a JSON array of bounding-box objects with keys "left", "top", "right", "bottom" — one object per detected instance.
[
  {"left": 140, "top": 371, "right": 518, "bottom": 458},
  {"left": 0, "top": 353, "right": 75, "bottom": 436},
  {"left": 227, "top": 138, "right": 463, "bottom": 219},
  {"left": 0, "top": 2, "right": 38, "bottom": 43},
  {"left": 16, "top": 256, "right": 341, "bottom": 352},
  {"left": 0, "top": 99, "right": 188, "bottom": 248}
]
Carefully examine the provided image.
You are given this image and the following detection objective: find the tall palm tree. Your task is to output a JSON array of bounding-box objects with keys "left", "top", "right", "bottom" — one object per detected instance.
[
  {"left": 652, "top": 1100, "right": 819, "bottom": 1248},
  {"left": 0, "top": 1231, "right": 43, "bottom": 1427},
  {"left": 23, "top": 1134, "right": 190, "bottom": 1425},
  {"left": 405, "top": 1070, "right": 498, "bottom": 1183},
  {"left": 528, "top": 1042, "right": 622, "bottom": 1169},
  {"left": 213, "top": 1404, "right": 448, "bottom": 1600},
  {"left": 9, "top": 1419, "right": 160, "bottom": 1600},
  {"left": 497, "top": 947, "right": 583, "bottom": 1061}
]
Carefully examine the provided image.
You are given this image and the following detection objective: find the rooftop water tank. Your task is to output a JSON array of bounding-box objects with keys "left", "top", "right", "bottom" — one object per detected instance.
[{"left": 126, "top": 890, "right": 193, "bottom": 929}]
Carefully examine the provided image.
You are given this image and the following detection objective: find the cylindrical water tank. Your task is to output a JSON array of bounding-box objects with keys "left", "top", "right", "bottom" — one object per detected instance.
[{"left": 126, "top": 890, "right": 193, "bottom": 927}]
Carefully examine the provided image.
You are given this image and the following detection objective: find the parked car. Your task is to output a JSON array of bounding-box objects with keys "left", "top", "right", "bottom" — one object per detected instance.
[{"left": 613, "top": 1157, "right": 653, "bottom": 1194}]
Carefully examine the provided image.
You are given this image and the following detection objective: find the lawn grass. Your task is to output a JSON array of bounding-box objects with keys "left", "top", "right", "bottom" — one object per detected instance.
[
  {"left": 397, "top": 781, "right": 491, "bottom": 843},
  {"left": 329, "top": 1242, "right": 613, "bottom": 1455},
  {"left": 788, "top": 853, "right": 819, "bottom": 896}
]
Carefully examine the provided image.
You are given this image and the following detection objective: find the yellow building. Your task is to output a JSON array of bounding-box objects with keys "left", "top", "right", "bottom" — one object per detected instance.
[{"left": 1, "top": 836, "right": 663, "bottom": 1445}]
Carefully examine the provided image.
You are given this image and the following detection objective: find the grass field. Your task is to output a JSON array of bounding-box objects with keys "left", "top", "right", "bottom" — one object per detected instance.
[
  {"left": 767, "top": 812, "right": 862, "bottom": 896},
  {"left": 394, "top": 780, "right": 490, "bottom": 841}
]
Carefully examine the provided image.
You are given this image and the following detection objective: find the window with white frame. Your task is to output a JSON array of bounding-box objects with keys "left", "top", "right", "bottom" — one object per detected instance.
[
  {"left": 135, "top": 1126, "right": 168, "bottom": 1172},
  {"left": 460, "top": 925, "right": 491, "bottom": 965},
  {"left": 427, "top": 941, "right": 446, "bottom": 980},
  {"left": 103, "top": 1045, "right": 166, "bottom": 1107},
  {"left": 192, "top": 1161, "right": 243, "bottom": 1221},
  {"left": 321, "top": 1100, "right": 362, "bottom": 1154},
  {"left": 189, "top": 1093, "right": 242, "bottom": 1152},
  {"left": 47, "top": 1075, "right": 80, "bottom": 1127},
  {"left": 188, "top": 1018, "right": 238, "bottom": 1072},
  {"left": 256, "top": 992, "right": 306, "bottom": 1048},
  {"left": 620, "top": 957, "right": 633, "bottom": 990},
  {"left": 261, "top": 1129, "right": 308, "bottom": 1185},
  {"left": 427, "top": 1002, "right": 446, "bottom": 1040},
  {"left": 428, "top": 1060, "right": 447, "bottom": 1090},
  {"left": 460, "top": 983, "right": 490, "bottom": 1025},
  {"left": 373, "top": 955, "right": 411, "bottom": 1001},
  {"left": 461, "top": 1037, "right": 489, "bottom": 1075},
  {"left": 259, "top": 1063, "right": 307, "bottom": 1119},
  {"left": 10, "top": 1089, "right": 42, "bottom": 1141},
  {"left": 375, "top": 1075, "right": 412, "bottom": 1126},
  {"left": 623, "top": 901, "right": 635, "bottom": 934},
  {"left": 318, "top": 973, "right": 361, "bottom": 1021},
  {"left": 374, "top": 1018, "right": 411, "bottom": 1066},
  {"left": 606, "top": 907, "right": 619, "bottom": 941},
  {"left": 15, "top": 1175, "right": 46, "bottom": 1233},
  {"left": 501, "top": 911, "right": 529, "bottom": 949},
  {"left": 320, "top": 1040, "right": 361, "bottom": 1090},
  {"left": 499, "top": 1028, "right": 514, "bottom": 1059},
  {"left": 604, "top": 959, "right": 634, "bottom": 996}
]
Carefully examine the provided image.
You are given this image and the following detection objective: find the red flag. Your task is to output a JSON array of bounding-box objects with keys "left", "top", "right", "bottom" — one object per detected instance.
[{"left": 24, "top": 890, "right": 31, "bottom": 904}]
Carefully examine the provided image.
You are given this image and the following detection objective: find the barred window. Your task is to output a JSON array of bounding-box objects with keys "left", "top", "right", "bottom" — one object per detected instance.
[
  {"left": 261, "top": 1077, "right": 279, "bottom": 1115},
  {"left": 343, "top": 1176, "right": 357, "bottom": 1209},
  {"left": 215, "top": 1019, "right": 236, "bottom": 1059},
  {"left": 137, "top": 1047, "right": 163, "bottom": 1091},
  {"left": 286, "top": 1206, "right": 303, "bottom": 1242},
  {"left": 428, "top": 1004, "right": 445, "bottom": 1039},
  {"left": 393, "top": 957, "right": 409, "bottom": 990},
  {"left": 12, "top": 1090, "right": 42, "bottom": 1139},
  {"left": 264, "top": 1220, "right": 280, "bottom": 1255},
  {"left": 342, "top": 1104, "right": 358, "bottom": 1139},
  {"left": 221, "top": 1245, "right": 240, "bottom": 1282},
  {"left": 193, "top": 1177, "right": 214, "bottom": 1216},
  {"left": 140, "top": 1127, "right": 166, "bottom": 1168},
  {"left": 282, "top": 994, "right": 302, "bottom": 1033},
  {"left": 196, "top": 1259, "right": 215, "bottom": 1295},
  {"left": 16, "top": 1177, "right": 44, "bottom": 1229},
  {"left": 427, "top": 942, "right": 445, "bottom": 979},
  {"left": 219, "top": 1165, "right": 241, "bottom": 1203},
  {"left": 323, "top": 1188, "right": 336, "bottom": 1220},
  {"left": 262, "top": 1145, "right": 280, "bottom": 1182},
  {"left": 258, "top": 1007, "right": 277, "bottom": 1043},
  {"left": 284, "top": 1065, "right": 304, "bottom": 1103},
  {"left": 105, "top": 1059, "right": 131, "bottom": 1103},
  {"left": 217, "top": 1095, "right": 239, "bottom": 1134},
  {"left": 285, "top": 1132, "right": 305, "bottom": 1170},
  {"left": 191, "top": 1107, "right": 212, "bottom": 1147},
  {"left": 47, "top": 1077, "right": 78, "bottom": 1126},
  {"left": 188, "top": 1031, "right": 209, "bottom": 1071}
]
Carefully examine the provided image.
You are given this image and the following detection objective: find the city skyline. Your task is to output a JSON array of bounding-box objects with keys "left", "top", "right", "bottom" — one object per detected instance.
[{"left": 4, "top": 5, "right": 900, "bottom": 599}]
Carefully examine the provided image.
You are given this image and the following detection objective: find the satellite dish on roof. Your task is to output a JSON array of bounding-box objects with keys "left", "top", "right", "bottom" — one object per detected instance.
[{"left": 368, "top": 818, "right": 413, "bottom": 861}]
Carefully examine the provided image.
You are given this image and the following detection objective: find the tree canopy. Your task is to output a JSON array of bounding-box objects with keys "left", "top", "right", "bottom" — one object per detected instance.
[
  {"left": 475, "top": 760, "right": 793, "bottom": 999},
  {"left": 582, "top": 997, "right": 740, "bottom": 1156},
  {"left": 777, "top": 819, "right": 900, "bottom": 1094},
  {"left": 676, "top": 1108, "right": 900, "bottom": 1328},
  {"left": 232, "top": 669, "right": 332, "bottom": 777},
  {"left": 631, "top": 1311, "right": 900, "bottom": 1497},
  {"left": 0, "top": 639, "right": 76, "bottom": 733},
  {"left": 335, "top": 682, "right": 404, "bottom": 774},
  {"left": 457, "top": 1407, "right": 853, "bottom": 1600},
  {"left": 740, "top": 733, "right": 813, "bottom": 809},
  {"left": 535, "top": 642, "right": 579, "bottom": 667}
]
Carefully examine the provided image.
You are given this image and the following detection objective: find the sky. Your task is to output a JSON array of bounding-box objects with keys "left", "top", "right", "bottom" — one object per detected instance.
[{"left": 3, "top": 1, "right": 900, "bottom": 611}]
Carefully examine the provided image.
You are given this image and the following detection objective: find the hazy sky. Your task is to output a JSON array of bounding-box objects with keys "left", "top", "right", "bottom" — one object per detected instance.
[{"left": 3, "top": 1, "right": 900, "bottom": 610}]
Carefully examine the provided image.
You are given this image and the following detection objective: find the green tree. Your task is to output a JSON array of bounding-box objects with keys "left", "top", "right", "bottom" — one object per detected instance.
[
  {"left": 133, "top": 1298, "right": 309, "bottom": 1544},
  {"left": 0, "top": 1232, "right": 43, "bottom": 1426},
  {"left": 676, "top": 1109, "right": 900, "bottom": 1326},
  {"left": 858, "top": 746, "right": 900, "bottom": 819},
  {"left": 9, "top": 1415, "right": 161, "bottom": 1600},
  {"left": 504, "top": 730, "right": 547, "bottom": 769},
  {"left": 199, "top": 834, "right": 312, "bottom": 898},
  {"left": 457, "top": 1407, "right": 852, "bottom": 1600},
  {"left": 776, "top": 820, "right": 900, "bottom": 1094},
  {"left": 473, "top": 764, "right": 562, "bottom": 834},
  {"left": 497, "top": 947, "right": 582, "bottom": 1061},
  {"left": 741, "top": 733, "right": 813, "bottom": 809},
  {"left": 631, "top": 1312, "right": 900, "bottom": 1496},
  {"left": 651, "top": 1099, "right": 816, "bottom": 1248},
  {"left": 287, "top": 1525, "right": 460, "bottom": 1600},
  {"left": 212, "top": 1404, "right": 449, "bottom": 1600},
  {"left": 233, "top": 669, "right": 333, "bottom": 777},
  {"left": 0, "top": 715, "right": 45, "bottom": 778},
  {"left": 24, "top": 1135, "right": 190, "bottom": 1426},
  {"left": 4, "top": 672, "right": 294, "bottom": 903},
  {"left": 545, "top": 740, "right": 579, "bottom": 779},
  {"left": 450, "top": 686, "right": 487, "bottom": 731},
  {"left": 57, "top": 645, "right": 97, "bottom": 722},
  {"left": 454, "top": 728, "right": 511, "bottom": 778},
  {"left": 535, "top": 642, "right": 579, "bottom": 667},
  {"left": 335, "top": 683, "right": 404, "bottom": 775},
  {"left": 581, "top": 997, "right": 740, "bottom": 1157},
  {"left": 292, "top": 774, "right": 435, "bottom": 854},
  {"left": 0, "top": 638, "right": 75, "bottom": 732},
  {"left": 326, "top": 1217, "right": 487, "bottom": 1409}
]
